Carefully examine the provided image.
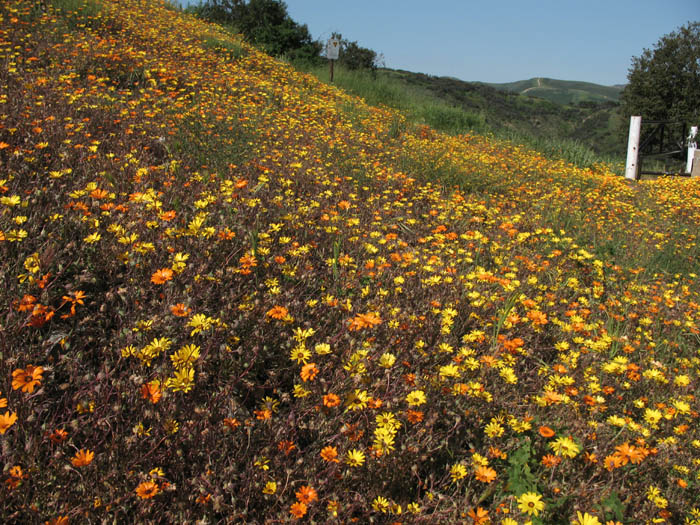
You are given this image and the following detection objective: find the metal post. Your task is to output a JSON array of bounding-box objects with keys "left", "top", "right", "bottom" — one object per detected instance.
[
  {"left": 625, "top": 116, "right": 642, "bottom": 180},
  {"left": 687, "top": 126, "right": 697, "bottom": 174}
]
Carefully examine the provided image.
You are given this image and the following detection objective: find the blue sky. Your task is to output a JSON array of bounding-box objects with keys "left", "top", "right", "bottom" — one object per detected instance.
[{"left": 179, "top": 1, "right": 699, "bottom": 86}]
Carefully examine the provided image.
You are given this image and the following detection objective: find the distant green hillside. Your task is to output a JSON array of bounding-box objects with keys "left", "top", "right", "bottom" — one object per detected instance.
[
  {"left": 485, "top": 77, "right": 623, "bottom": 105},
  {"left": 376, "top": 69, "right": 625, "bottom": 158}
]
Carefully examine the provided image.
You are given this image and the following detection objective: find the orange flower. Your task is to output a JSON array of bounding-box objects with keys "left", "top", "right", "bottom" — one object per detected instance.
[
  {"left": 348, "top": 312, "right": 382, "bottom": 331},
  {"left": 300, "top": 363, "right": 318, "bottom": 382},
  {"left": 159, "top": 210, "right": 176, "bottom": 221},
  {"left": 474, "top": 465, "right": 497, "bottom": 483},
  {"left": 467, "top": 506, "right": 490, "bottom": 525},
  {"left": 320, "top": 446, "right": 339, "bottom": 463},
  {"left": 290, "top": 501, "right": 307, "bottom": 518},
  {"left": 266, "top": 305, "right": 288, "bottom": 320},
  {"left": 151, "top": 268, "right": 173, "bottom": 284},
  {"left": 322, "top": 393, "right": 340, "bottom": 407},
  {"left": 170, "top": 303, "right": 190, "bottom": 317},
  {"left": 70, "top": 449, "right": 94, "bottom": 467},
  {"left": 223, "top": 418, "right": 240, "bottom": 430},
  {"left": 278, "top": 440, "right": 296, "bottom": 455},
  {"left": 538, "top": 426, "right": 555, "bottom": 438},
  {"left": 140, "top": 381, "right": 162, "bottom": 404},
  {"left": 295, "top": 485, "right": 317, "bottom": 504},
  {"left": 135, "top": 480, "right": 160, "bottom": 499},
  {"left": 541, "top": 454, "right": 562, "bottom": 468},
  {"left": 48, "top": 428, "right": 68, "bottom": 443},
  {"left": 11, "top": 365, "right": 44, "bottom": 393},
  {"left": 0, "top": 411, "right": 18, "bottom": 434},
  {"left": 406, "top": 410, "right": 424, "bottom": 423}
]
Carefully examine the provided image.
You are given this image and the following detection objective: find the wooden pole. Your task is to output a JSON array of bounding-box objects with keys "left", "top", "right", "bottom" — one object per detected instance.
[
  {"left": 625, "top": 116, "right": 642, "bottom": 180},
  {"left": 329, "top": 59, "right": 334, "bottom": 82}
]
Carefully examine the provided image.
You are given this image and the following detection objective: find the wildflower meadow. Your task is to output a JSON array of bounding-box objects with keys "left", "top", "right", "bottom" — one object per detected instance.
[{"left": 1, "top": 1, "right": 700, "bottom": 523}]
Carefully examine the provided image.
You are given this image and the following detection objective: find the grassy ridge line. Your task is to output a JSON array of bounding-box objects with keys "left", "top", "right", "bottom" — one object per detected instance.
[{"left": 0, "top": 0, "right": 699, "bottom": 523}]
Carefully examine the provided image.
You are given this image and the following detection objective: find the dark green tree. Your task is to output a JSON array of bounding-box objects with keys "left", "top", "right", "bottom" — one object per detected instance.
[
  {"left": 620, "top": 21, "right": 700, "bottom": 124},
  {"left": 192, "top": 0, "right": 321, "bottom": 62},
  {"left": 329, "top": 33, "right": 378, "bottom": 71}
]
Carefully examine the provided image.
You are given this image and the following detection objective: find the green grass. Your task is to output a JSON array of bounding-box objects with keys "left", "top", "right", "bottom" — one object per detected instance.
[
  {"left": 298, "top": 64, "right": 488, "bottom": 136},
  {"left": 298, "top": 63, "right": 622, "bottom": 172}
]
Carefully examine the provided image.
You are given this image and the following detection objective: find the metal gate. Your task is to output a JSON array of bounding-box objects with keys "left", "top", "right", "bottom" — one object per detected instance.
[{"left": 637, "top": 120, "right": 690, "bottom": 178}]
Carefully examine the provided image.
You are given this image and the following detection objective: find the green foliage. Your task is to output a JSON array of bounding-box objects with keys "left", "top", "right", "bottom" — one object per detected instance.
[
  {"left": 327, "top": 33, "right": 378, "bottom": 71},
  {"left": 202, "top": 34, "right": 246, "bottom": 60},
  {"left": 191, "top": 0, "right": 321, "bottom": 62},
  {"left": 620, "top": 21, "right": 700, "bottom": 123},
  {"left": 505, "top": 442, "right": 539, "bottom": 496}
]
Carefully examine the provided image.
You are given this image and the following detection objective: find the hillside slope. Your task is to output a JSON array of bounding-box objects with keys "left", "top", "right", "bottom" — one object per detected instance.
[
  {"left": 485, "top": 77, "right": 623, "bottom": 105},
  {"left": 1, "top": 1, "right": 700, "bottom": 523},
  {"left": 374, "top": 69, "right": 624, "bottom": 157}
]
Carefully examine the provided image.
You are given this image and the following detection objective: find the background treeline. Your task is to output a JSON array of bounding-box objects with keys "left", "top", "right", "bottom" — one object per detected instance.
[{"left": 187, "top": 0, "right": 379, "bottom": 69}]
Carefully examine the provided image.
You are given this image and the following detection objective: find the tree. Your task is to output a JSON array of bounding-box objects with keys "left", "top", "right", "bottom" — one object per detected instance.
[
  {"left": 192, "top": 0, "right": 321, "bottom": 62},
  {"left": 620, "top": 21, "right": 700, "bottom": 124},
  {"left": 329, "top": 33, "right": 378, "bottom": 71}
]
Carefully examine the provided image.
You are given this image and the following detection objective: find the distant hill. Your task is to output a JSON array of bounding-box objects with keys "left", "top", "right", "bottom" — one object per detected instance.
[
  {"left": 377, "top": 69, "right": 624, "bottom": 157},
  {"left": 484, "top": 77, "right": 623, "bottom": 105}
]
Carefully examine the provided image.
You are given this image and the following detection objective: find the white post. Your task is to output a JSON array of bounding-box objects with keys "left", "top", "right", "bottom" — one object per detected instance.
[
  {"left": 625, "top": 116, "right": 642, "bottom": 180},
  {"left": 687, "top": 126, "right": 697, "bottom": 174}
]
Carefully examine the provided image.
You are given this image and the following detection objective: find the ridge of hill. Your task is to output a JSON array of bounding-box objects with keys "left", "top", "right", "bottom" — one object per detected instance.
[
  {"left": 484, "top": 77, "right": 623, "bottom": 105},
  {"left": 1, "top": 1, "right": 700, "bottom": 523}
]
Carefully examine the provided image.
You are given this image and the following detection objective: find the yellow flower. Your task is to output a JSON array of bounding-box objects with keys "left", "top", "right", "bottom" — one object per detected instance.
[
  {"left": 165, "top": 367, "right": 195, "bottom": 393},
  {"left": 346, "top": 449, "right": 365, "bottom": 467},
  {"left": 549, "top": 436, "right": 580, "bottom": 458},
  {"left": 262, "top": 481, "right": 277, "bottom": 495},
  {"left": 572, "top": 511, "right": 601, "bottom": 525},
  {"left": 405, "top": 390, "right": 427, "bottom": 406},
  {"left": 449, "top": 463, "right": 467, "bottom": 482},
  {"left": 517, "top": 491, "right": 545, "bottom": 516}
]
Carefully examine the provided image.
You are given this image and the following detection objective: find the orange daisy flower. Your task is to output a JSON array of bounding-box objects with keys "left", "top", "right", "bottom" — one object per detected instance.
[
  {"left": 11, "top": 365, "right": 44, "bottom": 393},
  {"left": 170, "top": 303, "right": 190, "bottom": 317},
  {"left": 538, "top": 426, "right": 555, "bottom": 438},
  {"left": 406, "top": 410, "right": 424, "bottom": 423},
  {"left": 266, "top": 305, "right": 288, "bottom": 320},
  {"left": 295, "top": 485, "right": 317, "bottom": 504},
  {"left": 151, "top": 268, "right": 173, "bottom": 285},
  {"left": 140, "top": 381, "right": 162, "bottom": 404},
  {"left": 323, "top": 393, "right": 340, "bottom": 407},
  {"left": 289, "top": 501, "right": 307, "bottom": 518},
  {"left": 474, "top": 465, "right": 497, "bottom": 483},
  {"left": 49, "top": 428, "right": 68, "bottom": 443},
  {"left": 320, "top": 446, "right": 339, "bottom": 463},
  {"left": 300, "top": 363, "right": 318, "bottom": 382},
  {"left": 135, "top": 480, "right": 160, "bottom": 499},
  {"left": 70, "top": 449, "right": 94, "bottom": 467},
  {"left": 0, "top": 411, "right": 18, "bottom": 434},
  {"left": 348, "top": 312, "right": 382, "bottom": 331}
]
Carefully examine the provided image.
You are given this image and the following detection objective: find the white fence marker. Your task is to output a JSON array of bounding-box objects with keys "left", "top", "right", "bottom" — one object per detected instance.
[
  {"left": 687, "top": 126, "right": 697, "bottom": 175},
  {"left": 625, "top": 116, "right": 642, "bottom": 180}
]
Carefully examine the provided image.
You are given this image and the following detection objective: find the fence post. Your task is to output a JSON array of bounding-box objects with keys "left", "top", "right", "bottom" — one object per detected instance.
[
  {"left": 687, "top": 126, "right": 697, "bottom": 174},
  {"left": 625, "top": 116, "right": 642, "bottom": 180}
]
